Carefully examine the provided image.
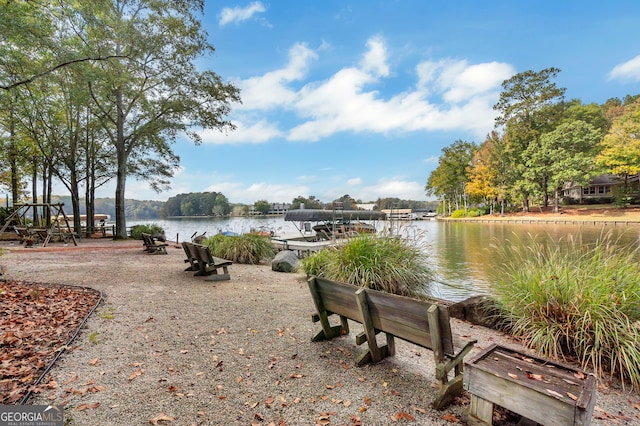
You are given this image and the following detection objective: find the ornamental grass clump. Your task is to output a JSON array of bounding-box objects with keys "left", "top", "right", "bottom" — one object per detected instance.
[
  {"left": 490, "top": 232, "right": 640, "bottom": 389},
  {"left": 206, "top": 233, "right": 276, "bottom": 265},
  {"left": 300, "top": 234, "right": 433, "bottom": 298}
]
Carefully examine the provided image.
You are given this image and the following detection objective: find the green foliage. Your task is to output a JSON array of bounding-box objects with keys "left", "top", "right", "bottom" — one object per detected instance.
[
  {"left": 160, "top": 192, "right": 230, "bottom": 217},
  {"left": 290, "top": 196, "right": 324, "bottom": 210},
  {"left": 466, "top": 207, "right": 486, "bottom": 217},
  {"left": 206, "top": 233, "right": 276, "bottom": 265},
  {"left": 299, "top": 247, "right": 335, "bottom": 277},
  {"left": 425, "top": 140, "right": 477, "bottom": 211},
  {"left": 450, "top": 209, "right": 467, "bottom": 218},
  {"left": 300, "top": 235, "right": 433, "bottom": 298},
  {"left": 130, "top": 223, "right": 165, "bottom": 240},
  {"left": 253, "top": 200, "right": 271, "bottom": 215},
  {"left": 490, "top": 232, "right": 640, "bottom": 389}
]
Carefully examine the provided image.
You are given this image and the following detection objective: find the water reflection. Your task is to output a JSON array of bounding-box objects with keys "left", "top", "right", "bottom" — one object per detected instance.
[
  {"left": 410, "top": 221, "right": 640, "bottom": 301},
  {"left": 130, "top": 217, "right": 640, "bottom": 302}
]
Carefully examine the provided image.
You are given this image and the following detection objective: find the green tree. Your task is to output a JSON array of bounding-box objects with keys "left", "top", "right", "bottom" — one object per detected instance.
[
  {"left": 81, "top": 0, "right": 240, "bottom": 238},
  {"left": 290, "top": 195, "right": 323, "bottom": 210},
  {"left": 253, "top": 200, "right": 271, "bottom": 215},
  {"left": 537, "top": 120, "right": 602, "bottom": 212},
  {"left": 493, "top": 68, "right": 566, "bottom": 211},
  {"left": 425, "top": 140, "right": 477, "bottom": 216}
]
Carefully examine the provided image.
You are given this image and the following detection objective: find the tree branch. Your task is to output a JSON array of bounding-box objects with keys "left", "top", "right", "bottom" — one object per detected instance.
[{"left": 1, "top": 55, "right": 130, "bottom": 91}]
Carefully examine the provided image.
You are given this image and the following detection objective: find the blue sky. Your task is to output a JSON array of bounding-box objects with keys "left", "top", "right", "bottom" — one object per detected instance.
[{"left": 97, "top": 1, "right": 640, "bottom": 204}]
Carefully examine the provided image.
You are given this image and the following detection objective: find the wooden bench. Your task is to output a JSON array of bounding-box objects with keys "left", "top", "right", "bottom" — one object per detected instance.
[
  {"left": 141, "top": 233, "right": 168, "bottom": 254},
  {"left": 182, "top": 241, "right": 232, "bottom": 281},
  {"left": 308, "top": 276, "right": 477, "bottom": 409}
]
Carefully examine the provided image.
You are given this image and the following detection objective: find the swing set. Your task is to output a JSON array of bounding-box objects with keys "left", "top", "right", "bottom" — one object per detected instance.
[{"left": 0, "top": 203, "right": 78, "bottom": 247}]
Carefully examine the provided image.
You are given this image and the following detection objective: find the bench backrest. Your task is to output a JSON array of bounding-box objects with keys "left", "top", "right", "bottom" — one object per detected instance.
[
  {"left": 312, "top": 277, "right": 455, "bottom": 356},
  {"left": 193, "top": 243, "right": 214, "bottom": 264},
  {"left": 182, "top": 241, "right": 199, "bottom": 259}
]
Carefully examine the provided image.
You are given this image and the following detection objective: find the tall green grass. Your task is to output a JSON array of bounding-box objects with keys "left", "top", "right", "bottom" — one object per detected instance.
[
  {"left": 300, "top": 234, "right": 433, "bottom": 298},
  {"left": 206, "top": 233, "right": 276, "bottom": 265},
  {"left": 490, "top": 232, "right": 640, "bottom": 389}
]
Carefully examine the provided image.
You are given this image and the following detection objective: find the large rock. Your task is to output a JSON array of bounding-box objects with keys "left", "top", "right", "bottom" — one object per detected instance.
[
  {"left": 271, "top": 250, "right": 300, "bottom": 273},
  {"left": 448, "top": 295, "right": 499, "bottom": 329}
]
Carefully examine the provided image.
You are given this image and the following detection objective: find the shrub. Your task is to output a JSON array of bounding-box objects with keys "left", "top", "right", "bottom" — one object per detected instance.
[
  {"left": 466, "top": 207, "right": 486, "bottom": 217},
  {"left": 206, "top": 233, "right": 276, "bottom": 265},
  {"left": 130, "top": 223, "right": 164, "bottom": 240},
  {"left": 451, "top": 209, "right": 467, "bottom": 218},
  {"left": 489, "top": 232, "right": 640, "bottom": 389},
  {"left": 300, "top": 234, "right": 433, "bottom": 298}
]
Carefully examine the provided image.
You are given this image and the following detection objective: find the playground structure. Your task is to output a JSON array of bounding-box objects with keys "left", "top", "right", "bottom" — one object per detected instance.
[{"left": 0, "top": 203, "right": 78, "bottom": 247}]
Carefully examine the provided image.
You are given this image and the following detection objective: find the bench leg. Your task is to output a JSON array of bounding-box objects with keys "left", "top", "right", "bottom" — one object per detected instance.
[
  {"left": 308, "top": 278, "right": 345, "bottom": 341},
  {"left": 465, "top": 394, "right": 493, "bottom": 425},
  {"left": 205, "top": 273, "right": 230, "bottom": 281},
  {"left": 432, "top": 373, "right": 464, "bottom": 410}
]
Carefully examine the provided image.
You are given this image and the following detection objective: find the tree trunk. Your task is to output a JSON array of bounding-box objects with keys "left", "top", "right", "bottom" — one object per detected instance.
[
  {"left": 114, "top": 86, "right": 128, "bottom": 239},
  {"left": 522, "top": 192, "right": 529, "bottom": 213},
  {"left": 552, "top": 187, "right": 559, "bottom": 213},
  {"left": 31, "top": 157, "right": 39, "bottom": 226},
  {"left": 9, "top": 103, "right": 19, "bottom": 206},
  {"left": 69, "top": 169, "right": 82, "bottom": 238}
]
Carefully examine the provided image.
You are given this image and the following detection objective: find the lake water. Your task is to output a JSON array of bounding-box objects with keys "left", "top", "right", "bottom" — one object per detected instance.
[{"left": 129, "top": 217, "right": 640, "bottom": 302}]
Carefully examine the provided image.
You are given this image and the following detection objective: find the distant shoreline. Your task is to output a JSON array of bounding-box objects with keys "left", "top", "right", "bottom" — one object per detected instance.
[{"left": 442, "top": 205, "right": 640, "bottom": 225}]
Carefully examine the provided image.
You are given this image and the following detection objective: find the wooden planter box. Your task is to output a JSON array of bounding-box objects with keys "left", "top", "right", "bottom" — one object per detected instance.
[{"left": 463, "top": 344, "right": 596, "bottom": 426}]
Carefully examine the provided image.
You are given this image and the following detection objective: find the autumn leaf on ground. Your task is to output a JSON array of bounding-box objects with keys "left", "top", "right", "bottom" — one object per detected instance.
[
  {"left": 149, "top": 411, "right": 175, "bottom": 424},
  {"left": 391, "top": 411, "right": 415, "bottom": 421},
  {"left": 129, "top": 370, "right": 144, "bottom": 381},
  {"left": 507, "top": 373, "right": 518, "bottom": 380},
  {"left": 76, "top": 402, "right": 100, "bottom": 411},
  {"left": 363, "top": 396, "right": 372, "bottom": 406},
  {"left": 89, "top": 358, "right": 99, "bottom": 366},
  {"left": 442, "top": 413, "right": 460, "bottom": 422}
]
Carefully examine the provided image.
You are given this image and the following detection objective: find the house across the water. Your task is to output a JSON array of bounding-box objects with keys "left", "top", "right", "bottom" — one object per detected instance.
[{"left": 563, "top": 174, "right": 640, "bottom": 204}]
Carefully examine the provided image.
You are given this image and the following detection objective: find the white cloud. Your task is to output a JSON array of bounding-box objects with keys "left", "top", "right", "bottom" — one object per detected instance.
[
  {"left": 424, "top": 156, "right": 439, "bottom": 164},
  {"left": 347, "top": 177, "right": 362, "bottom": 186},
  {"left": 608, "top": 55, "right": 640, "bottom": 82},
  {"left": 235, "top": 43, "right": 317, "bottom": 111},
  {"left": 206, "top": 182, "right": 309, "bottom": 204},
  {"left": 218, "top": 36, "right": 514, "bottom": 144},
  {"left": 358, "top": 178, "right": 426, "bottom": 201},
  {"left": 219, "top": 2, "right": 266, "bottom": 26},
  {"left": 360, "top": 36, "right": 390, "bottom": 78}
]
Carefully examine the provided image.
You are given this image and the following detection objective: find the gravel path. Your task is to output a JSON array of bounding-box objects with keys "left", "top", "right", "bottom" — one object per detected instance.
[{"left": 1, "top": 239, "right": 638, "bottom": 425}]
